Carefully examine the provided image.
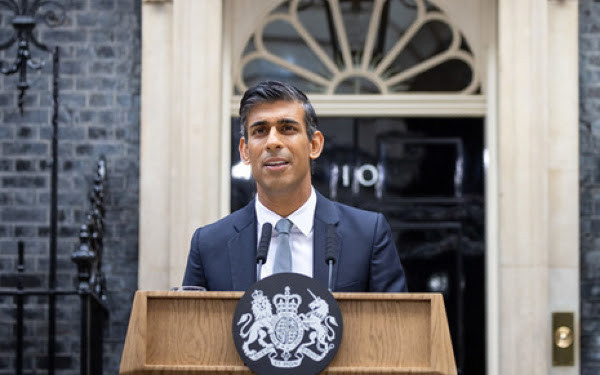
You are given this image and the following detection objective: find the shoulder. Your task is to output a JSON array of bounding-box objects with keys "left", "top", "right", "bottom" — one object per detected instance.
[
  {"left": 335, "top": 201, "right": 383, "bottom": 230},
  {"left": 333, "top": 200, "right": 379, "bottom": 218},
  {"left": 191, "top": 201, "right": 254, "bottom": 241},
  {"left": 316, "top": 192, "right": 381, "bottom": 227}
]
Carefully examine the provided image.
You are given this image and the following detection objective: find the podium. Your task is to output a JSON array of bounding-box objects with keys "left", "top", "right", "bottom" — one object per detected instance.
[{"left": 120, "top": 291, "right": 456, "bottom": 374}]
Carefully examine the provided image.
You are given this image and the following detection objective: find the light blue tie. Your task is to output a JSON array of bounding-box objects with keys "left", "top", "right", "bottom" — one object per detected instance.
[{"left": 273, "top": 218, "right": 293, "bottom": 273}]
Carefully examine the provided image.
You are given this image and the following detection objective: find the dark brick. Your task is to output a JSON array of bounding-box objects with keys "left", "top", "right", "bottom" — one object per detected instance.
[
  {"left": 0, "top": 357, "right": 12, "bottom": 373},
  {"left": 79, "top": 110, "right": 96, "bottom": 122},
  {"left": 98, "top": 13, "right": 120, "bottom": 28},
  {"left": 89, "top": 93, "right": 113, "bottom": 107},
  {"left": 28, "top": 76, "right": 50, "bottom": 91},
  {"left": 0, "top": 93, "right": 13, "bottom": 106},
  {"left": 117, "top": 95, "right": 131, "bottom": 107},
  {"left": 58, "top": 143, "right": 74, "bottom": 158},
  {"left": 42, "top": 30, "right": 86, "bottom": 44},
  {"left": 117, "top": 0, "right": 136, "bottom": 12},
  {"left": 96, "top": 143, "right": 123, "bottom": 156},
  {"left": 75, "top": 144, "right": 92, "bottom": 156},
  {"left": 2, "top": 143, "right": 48, "bottom": 156},
  {"left": 0, "top": 126, "right": 14, "bottom": 139},
  {"left": 36, "top": 355, "right": 73, "bottom": 370},
  {"left": 4, "top": 110, "right": 49, "bottom": 123},
  {"left": 14, "top": 226, "right": 36, "bottom": 237},
  {"left": 40, "top": 126, "right": 85, "bottom": 141},
  {"left": 96, "top": 45, "right": 115, "bottom": 58},
  {"left": 62, "top": 160, "right": 74, "bottom": 171},
  {"left": 0, "top": 257, "right": 15, "bottom": 271},
  {"left": 0, "top": 160, "right": 12, "bottom": 171},
  {"left": 39, "top": 159, "right": 50, "bottom": 171},
  {"left": 39, "top": 191, "right": 89, "bottom": 206},
  {"left": 75, "top": 46, "right": 94, "bottom": 60},
  {"left": 75, "top": 77, "right": 95, "bottom": 90},
  {"left": 15, "top": 160, "right": 34, "bottom": 172},
  {"left": 90, "top": 61, "right": 114, "bottom": 74},
  {"left": 584, "top": 282, "right": 600, "bottom": 299},
  {"left": 16, "top": 127, "right": 32, "bottom": 138},
  {"left": 0, "top": 192, "right": 12, "bottom": 205},
  {"left": 99, "top": 77, "right": 118, "bottom": 90},
  {"left": 60, "top": 93, "right": 86, "bottom": 108},
  {"left": 61, "top": 60, "right": 85, "bottom": 75},
  {"left": 89, "top": 127, "right": 107, "bottom": 139},
  {"left": 582, "top": 335, "right": 600, "bottom": 362},
  {"left": 58, "top": 226, "right": 79, "bottom": 237},
  {"left": 98, "top": 110, "right": 115, "bottom": 123},
  {"left": 69, "top": 0, "right": 87, "bottom": 10},
  {"left": 59, "top": 77, "right": 75, "bottom": 90},
  {"left": 116, "top": 62, "right": 129, "bottom": 74},
  {"left": 91, "top": 0, "right": 115, "bottom": 10},
  {"left": 115, "top": 30, "right": 133, "bottom": 42},
  {"left": 90, "top": 30, "right": 112, "bottom": 43},
  {"left": 1, "top": 208, "right": 47, "bottom": 222},
  {"left": 0, "top": 274, "right": 44, "bottom": 288},
  {"left": 14, "top": 191, "right": 35, "bottom": 205},
  {"left": 0, "top": 337, "right": 15, "bottom": 352},
  {"left": 21, "top": 93, "right": 39, "bottom": 107},
  {"left": 58, "top": 107, "right": 74, "bottom": 124},
  {"left": 76, "top": 14, "right": 97, "bottom": 27},
  {"left": 2, "top": 176, "right": 46, "bottom": 188}
]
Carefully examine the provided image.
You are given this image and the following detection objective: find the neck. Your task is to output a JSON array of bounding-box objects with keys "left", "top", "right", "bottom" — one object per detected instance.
[{"left": 257, "top": 184, "right": 312, "bottom": 217}]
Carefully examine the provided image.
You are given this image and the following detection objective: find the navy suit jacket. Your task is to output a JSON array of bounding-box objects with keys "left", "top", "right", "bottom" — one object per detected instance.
[{"left": 182, "top": 192, "right": 407, "bottom": 292}]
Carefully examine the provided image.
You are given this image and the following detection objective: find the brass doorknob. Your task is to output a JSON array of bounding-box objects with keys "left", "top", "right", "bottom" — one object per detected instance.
[
  {"left": 552, "top": 312, "right": 574, "bottom": 366},
  {"left": 554, "top": 326, "right": 573, "bottom": 349}
]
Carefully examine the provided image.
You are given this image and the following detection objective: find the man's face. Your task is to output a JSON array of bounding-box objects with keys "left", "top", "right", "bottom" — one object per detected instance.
[{"left": 239, "top": 100, "right": 324, "bottom": 199}]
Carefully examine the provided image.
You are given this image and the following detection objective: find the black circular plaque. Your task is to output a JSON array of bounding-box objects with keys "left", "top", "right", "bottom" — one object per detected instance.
[{"left": 232, "top": 273, "right": 343, "bottom": 375}]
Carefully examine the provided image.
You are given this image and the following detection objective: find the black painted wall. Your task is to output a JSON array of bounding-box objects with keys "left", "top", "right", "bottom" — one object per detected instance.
[{"left": 0, "top": 0, "right": 140, "bottom": 373}]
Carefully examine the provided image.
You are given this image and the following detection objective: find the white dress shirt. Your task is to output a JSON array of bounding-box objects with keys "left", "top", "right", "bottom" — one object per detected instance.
[{"left": 256, "top": 187, "right": 316, "bottom": 279}]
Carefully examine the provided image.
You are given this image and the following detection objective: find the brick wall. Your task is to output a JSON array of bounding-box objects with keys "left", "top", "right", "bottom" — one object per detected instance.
[
  {"left": 581, "top": 1, "right": 600, "bottom": 374},
  {"left": 0, "top": 0, "right": 140, "bottom": 373}
]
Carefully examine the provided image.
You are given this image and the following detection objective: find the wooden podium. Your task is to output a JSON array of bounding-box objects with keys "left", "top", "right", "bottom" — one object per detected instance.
[{"left": 120, "top": 291, "right": 456, "bottom": 374}]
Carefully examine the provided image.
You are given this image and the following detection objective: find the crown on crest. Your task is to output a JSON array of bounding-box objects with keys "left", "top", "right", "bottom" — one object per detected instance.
[
  {"left": 251, "top": 289, "right": 269, "bottom": 307},
  {"left": 273, "top": 286, "right": 302, "bottom": 314},
  {"left": 252, "top": 290, "right": 264, "bottom": 299}
]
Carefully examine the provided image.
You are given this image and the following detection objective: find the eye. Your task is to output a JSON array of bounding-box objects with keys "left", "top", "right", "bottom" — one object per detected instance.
[
  {"left": 282, "top": 124, "right": 297, "bottom": 133},
  {"left": 251, "top": 126, "right": 266, "bottom": 136}
]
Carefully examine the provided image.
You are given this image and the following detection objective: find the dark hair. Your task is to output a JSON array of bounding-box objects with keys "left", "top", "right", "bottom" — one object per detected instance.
[{"left": 239, "top": 81, "right": 318, "bottom": 140}]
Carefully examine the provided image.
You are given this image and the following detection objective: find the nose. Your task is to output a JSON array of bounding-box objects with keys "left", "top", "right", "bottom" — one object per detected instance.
[{"left": 265, "top": 127, "right": 283, "bottom": 151}]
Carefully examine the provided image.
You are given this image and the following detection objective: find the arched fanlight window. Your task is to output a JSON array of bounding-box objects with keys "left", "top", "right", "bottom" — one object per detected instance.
[{"left": 234, "top": 0, "right": 480, "bottom": 95}]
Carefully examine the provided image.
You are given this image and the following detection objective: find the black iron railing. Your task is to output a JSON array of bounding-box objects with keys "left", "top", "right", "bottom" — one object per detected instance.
[
  {"left": 72, "top": 156, "right": 109, "bottom": 375},
  {"left": 0, "top": 157, "right": 109, "bottom": 375}
]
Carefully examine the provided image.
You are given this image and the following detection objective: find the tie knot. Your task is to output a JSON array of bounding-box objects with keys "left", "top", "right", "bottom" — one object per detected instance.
[{"left": 275, "top": 218, "right": 293, "bottom": 235}]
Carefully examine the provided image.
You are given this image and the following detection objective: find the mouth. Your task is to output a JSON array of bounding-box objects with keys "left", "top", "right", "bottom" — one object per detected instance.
[{"left": 263, "top": 159, "right": 290, "bottom": 170}]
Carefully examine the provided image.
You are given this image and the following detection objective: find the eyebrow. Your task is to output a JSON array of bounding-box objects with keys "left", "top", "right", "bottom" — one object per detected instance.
[{"left": 249, "top": 118, "right": 301, "bottom": 128}]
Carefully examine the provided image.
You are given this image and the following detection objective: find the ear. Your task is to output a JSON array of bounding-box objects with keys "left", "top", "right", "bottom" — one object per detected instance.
[
  {"left": 239, "top": 137, "right": 250, "bottom": 165},
  {"left": 309, "top": 131, "right": 324, "bottom": 160}
]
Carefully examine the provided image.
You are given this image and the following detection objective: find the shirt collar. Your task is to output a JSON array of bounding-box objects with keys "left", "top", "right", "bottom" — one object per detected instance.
[{"left": 255, "top": 187, "right": 316, "bottom": 236}]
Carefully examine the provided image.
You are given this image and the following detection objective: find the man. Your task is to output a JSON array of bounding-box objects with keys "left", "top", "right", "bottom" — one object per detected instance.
[{"left": 183, "top": 81, "right": 407, "bottom": 292}]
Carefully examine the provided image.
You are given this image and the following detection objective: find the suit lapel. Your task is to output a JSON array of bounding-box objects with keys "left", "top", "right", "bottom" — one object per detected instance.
[
  {"left": 228, "top": 200, "right": 257, "bottom": 291},
  {"left": 313, "top": 192, "right": 340, "bottom": 289}
]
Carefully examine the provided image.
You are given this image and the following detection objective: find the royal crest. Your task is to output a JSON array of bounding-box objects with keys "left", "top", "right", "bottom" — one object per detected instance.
[{"left": 236, "top": 285, "right": 339, "bottom": 369}]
